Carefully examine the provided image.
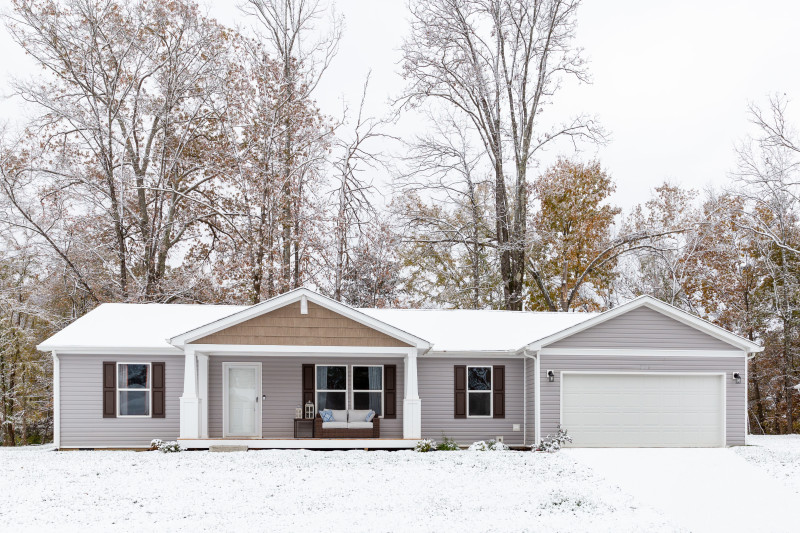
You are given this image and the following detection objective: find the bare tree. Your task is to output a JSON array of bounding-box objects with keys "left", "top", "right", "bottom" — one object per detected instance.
[{"left": 400, "top": 0, "right": 603, "bottom": 309}]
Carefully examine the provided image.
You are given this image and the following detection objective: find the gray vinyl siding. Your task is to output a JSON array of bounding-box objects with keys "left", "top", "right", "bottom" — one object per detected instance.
[
  {"left": 538, "top": 354, "right": 746, "bottom": 446},
  {"left": 417, "top": 358, "right": 525, "bottom": 446},
  {"left": 525, "top": 357, "right": 536, "bottom": 446},
  {"left": 59, "top": 353, "right": 183, "bottom": 448},
  {"left": 208, "top": 356, "right": 404, "bottom": 439},
  {"left": 548, "top": 306, "right": 736, "bottom": 350}
]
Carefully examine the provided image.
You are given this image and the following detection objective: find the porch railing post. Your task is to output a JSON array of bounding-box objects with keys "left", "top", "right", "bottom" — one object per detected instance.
[
  {"left": 403, "top": 349, "right": 422, "bottom": 439},
  {"left": 180, "top": 347, "right": 201, "bottom": 439}
]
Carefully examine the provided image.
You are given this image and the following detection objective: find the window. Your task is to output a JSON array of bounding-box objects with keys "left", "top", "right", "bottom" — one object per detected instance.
[
  {"left": 467, "top": 366, "right": 492, "bottom": 417},
  {"left": 352, "top": 366, "right": 383, "bottom": 416},
  {"left": 117, "top": 363, "right": 151, "bottom": 417},
  {"left": 316, "top": 365, "right": 347, "bottom": 411}
]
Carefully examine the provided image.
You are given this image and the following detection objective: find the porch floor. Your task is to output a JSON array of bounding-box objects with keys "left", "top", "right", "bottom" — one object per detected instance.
[{"left": 178, "top": 438, "right": 419, "bottom": 450}]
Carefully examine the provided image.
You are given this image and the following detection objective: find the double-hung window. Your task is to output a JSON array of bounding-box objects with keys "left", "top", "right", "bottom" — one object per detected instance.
[
  {"left": 352, "top": 365, "right": 383, "bottom": 416},
  {"left": 117, "top": 363, "right": 151, "bottom": 417},
  {"left": 467, "top": 366, "right": 492, "bottom": 417},
  {"left": 316, "top": 365, "right": 347, "bottom": 410}
]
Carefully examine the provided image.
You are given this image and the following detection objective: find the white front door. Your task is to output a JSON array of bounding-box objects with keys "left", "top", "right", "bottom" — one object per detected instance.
[{"left": 223, "top": 363, "right": 262, "bottom": 437}]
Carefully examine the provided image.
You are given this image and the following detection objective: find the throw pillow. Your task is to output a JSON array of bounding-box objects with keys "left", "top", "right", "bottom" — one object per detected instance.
[
  {"left": 320, "top": 409, "right": 334, "bottom": 422},
  {"left": 365, "top": 410, "right": 376, "bottom": 422}
]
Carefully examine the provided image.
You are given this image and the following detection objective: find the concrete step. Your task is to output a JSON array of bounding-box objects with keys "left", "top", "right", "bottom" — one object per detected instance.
[{"left": 209, "top": 445, "right": 248, "bottom": 453}]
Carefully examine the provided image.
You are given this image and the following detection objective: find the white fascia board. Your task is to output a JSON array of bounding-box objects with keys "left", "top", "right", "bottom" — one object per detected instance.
[
  {"left": 168, "top": 287, "right": 431, "bottom": 351},
  {"left": 36, "top": 345, "right": 183, "bottom": 356},
  {"left": 187, "top": 344, "right": 411, "bottom": 357},
  {"left": 526, "top": 295, "right": 763, "bottom": 353},
  {"left": 422, "top": 350, "right": 523, "bottom": 358},
  {"left": 538, "top": 348, "right": 748, "bottom": 358}
]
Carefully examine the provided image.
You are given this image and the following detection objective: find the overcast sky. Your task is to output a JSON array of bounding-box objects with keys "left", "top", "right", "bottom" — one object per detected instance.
[{"left": 1, "top": 0, "right": 798, "bottom": 210}]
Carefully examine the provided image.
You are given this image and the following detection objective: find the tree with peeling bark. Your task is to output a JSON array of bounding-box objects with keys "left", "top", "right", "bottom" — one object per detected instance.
[{"left": 400, "top": 0, "right": 603, "bottom": 310}]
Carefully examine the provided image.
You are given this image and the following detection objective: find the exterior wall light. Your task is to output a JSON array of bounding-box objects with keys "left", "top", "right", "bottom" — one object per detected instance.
[
  {"left": 733, "top": 372, "right": 742, "bottom": 384},
  {"left": 547, "top": 370, "right": 555, "bottom": 382}
]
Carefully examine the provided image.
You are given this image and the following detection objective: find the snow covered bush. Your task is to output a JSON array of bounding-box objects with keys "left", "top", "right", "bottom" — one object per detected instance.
[
  {"left": 414, "top": 439, "right": 437, "bottom": 452},
  {"left": 535, "top": 427, "right": 572, "bottom": 453},
  {"left": 157, "top": 441, "right": 182, "bottom": 453},
  {"left": 468, "top": 439, "right": 509, "bottom": 451},
  {"left": 436, "top": 436, "right": 460, "bottom": 451},
  {"left": 149, "top": 439, "right": 163, "bottom": 451}
]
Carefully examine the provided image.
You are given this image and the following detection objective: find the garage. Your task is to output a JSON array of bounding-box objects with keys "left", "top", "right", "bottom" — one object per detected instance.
[{"left": 561, "top": 372, "right": 725, "bottom": 447}]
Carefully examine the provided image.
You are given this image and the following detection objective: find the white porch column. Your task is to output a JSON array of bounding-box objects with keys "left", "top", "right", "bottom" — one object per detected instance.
[
  {"left": 197, "top": 353, "right": 209, "bottom": 438},
  {"left": 403, "top": 349, "right": 422, "bottom": 439},
  {"left": 180, "top": 347, "right": 201, "bottom": 439}
]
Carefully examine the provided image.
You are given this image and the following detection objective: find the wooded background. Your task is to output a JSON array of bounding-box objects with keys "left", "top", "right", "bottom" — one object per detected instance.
[{"left": 0, "top": 0, "right": 797, "bottom": 445}]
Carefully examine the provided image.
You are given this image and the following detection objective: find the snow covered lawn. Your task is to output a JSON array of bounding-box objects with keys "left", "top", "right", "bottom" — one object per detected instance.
[
  {"left": 736, "top": 434, "right": 800, "bottom": 494},
  {"left": 0, "top": 447, "right": 675, "bottom": 532},
  {"left": 567, "top": 443, "right": 799, "bottom": 533}
]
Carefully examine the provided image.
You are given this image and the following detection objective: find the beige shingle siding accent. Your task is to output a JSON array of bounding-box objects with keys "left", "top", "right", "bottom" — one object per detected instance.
[{"left": 192, "top": 301, "right": 412, "bottom": 347}]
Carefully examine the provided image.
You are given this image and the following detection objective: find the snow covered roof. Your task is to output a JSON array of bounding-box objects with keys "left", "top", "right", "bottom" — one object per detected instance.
[
  {"left": 38, "top": 299, "right": 597, "bottom": 354},
  {"left": 358, "top": 308, "right": 596, "bottom": 353},
  {"left": 38, "top": 303, "right": 244, "bottom": 353}
]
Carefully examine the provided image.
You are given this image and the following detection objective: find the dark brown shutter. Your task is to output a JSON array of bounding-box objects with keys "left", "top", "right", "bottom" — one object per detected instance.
[
  {"left": 302, "top": 364, "right": 315, "bottom": 407},
  {"left": 384, "top": 365, "right": 397, "bottom": 419},
  {"left": 103, "top": 361, "right": 116, "bottom": 418},
  {"left": 152, "top": 362, "right": 166, "bottom": 418},
  {"left": 454, "top": 365, "right": 466, "bottom": 418},
  {"left": 493, "top": 365, "right": 505, "bottom": 419}
]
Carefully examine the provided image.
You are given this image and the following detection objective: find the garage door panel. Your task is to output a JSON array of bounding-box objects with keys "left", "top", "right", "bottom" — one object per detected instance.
[{"left": 562, "top": 373, "right": 724, "bottom": 447}]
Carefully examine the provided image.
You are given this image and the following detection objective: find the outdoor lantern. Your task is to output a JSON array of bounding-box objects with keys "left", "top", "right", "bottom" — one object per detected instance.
[
  {"left": 295, "top": 406, "right": 303, "bottom": 419},
  {"left": 305, "top": 400, "right": 315, "bottom": 419},
  {"left": 733, "top": 372, "right": 742, "bottom": 384},
  {"left": 547, "top": 370, "right": 555, "bottom": 382}
]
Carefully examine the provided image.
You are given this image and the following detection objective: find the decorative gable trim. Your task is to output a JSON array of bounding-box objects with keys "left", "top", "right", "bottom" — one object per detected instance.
[
  {"left": 168, "top": 288, "right": 431, "bottom": 351},
  {"left": 526, "top": 295, "right": 763, "bottom": 353}
]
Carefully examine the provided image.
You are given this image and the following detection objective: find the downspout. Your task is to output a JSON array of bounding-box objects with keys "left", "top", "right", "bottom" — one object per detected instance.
[{"left": 523, "top": 348, "right": 540, "bottom": 446}]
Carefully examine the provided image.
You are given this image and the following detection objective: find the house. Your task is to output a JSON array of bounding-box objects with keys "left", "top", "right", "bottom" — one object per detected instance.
[{"left": 37, "top": 288, "right": 762, "bottom": 449}]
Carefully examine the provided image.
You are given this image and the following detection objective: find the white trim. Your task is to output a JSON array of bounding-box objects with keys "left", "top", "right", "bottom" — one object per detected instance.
[
  {"left": 527, "top": 295, "right": 763, "bottom": 353},
  {"left": 465, "top": 365, "right": 493, "bottom": 418},
  {"left": 116, "top": 362, "right": 152, "bottom": 418},
  {"left": 539, "top": 348, "right": 747, "bottom": 358},
  {"left": 522, "top": 357, "right": 526, "bottom": 446},
  {"left": 197, "top": 354, "right": 209, "bottom": 439},
  {"left": 559, "top": 371, "right": 727, "bottom": 447},
  {"left": 745, "top": 355, "right": 750, "bottom": 439},
  {"left": 37, "top": 346, "right": 182, "bottom": 356},
  {"left": 423, "top": 350, "right": 522, "bottom": 358},
  {"left": 315, "top": 364, "right": 348, "bottom": 412},
  {"left": 186, "top": 344, "right": 411, "bottom": 357},
  {"left": 177, "top": 438, "right": 419, "bottom": 449},
  {"left": 534, "top": 353, "right": 541, "bottom": 445},
  {"left": 351, "top": 364, "right": 384, "bottom": 417},
  {"left": 52, "top": 351, "right": 60, "bottom": 449},
  {"left": 222, "top": 362, "right": 262, "bottom": 438},
  {"left": 168, "top": 288, "right": 431, "bottom": 350}
]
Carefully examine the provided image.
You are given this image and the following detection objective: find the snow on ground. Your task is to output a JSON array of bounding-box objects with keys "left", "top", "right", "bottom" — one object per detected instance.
[
  {"left": 736, "top": 434, "right": 800, "bottom": 495},
  {"left": 567, "top": 446, "right": 799, "bottom": 533},
  {"left": 0, "top": 447, "right": 677, "bottom": 533}
]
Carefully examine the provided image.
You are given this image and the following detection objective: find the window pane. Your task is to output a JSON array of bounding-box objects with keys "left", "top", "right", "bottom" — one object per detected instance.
[
  {"left": 468, "top": 367, "right": 492, "bottom": 391},
  {"left": 118, "top": 364, "right": 149, "bottom": 389},
  {"left": 353, "top": 392, "right": 382, "bottom": 415},
  {"left": 317, "top": 366, "right": 346, "bottom": 390},
  {"left": 317, "top": 391, "right": 346, "bottom": 411},
  {"left": 353, "top": 366, "right": 382, "bottom": 391},
  {"left": 468, "top": 392, "right": 491, "bottom": 416},
  {"left": 119, "top": 391, "right": 150, "bottom": 416}
]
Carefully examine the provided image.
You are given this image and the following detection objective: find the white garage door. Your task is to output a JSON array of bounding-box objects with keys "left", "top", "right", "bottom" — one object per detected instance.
[{"left": 562, "top": 373, "right": 725, "bottom": 447}]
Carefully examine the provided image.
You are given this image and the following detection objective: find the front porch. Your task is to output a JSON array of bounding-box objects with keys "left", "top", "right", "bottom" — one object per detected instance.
[
  {"left": 177, "top": 347, "right": 423, "bottom": 443},
  {"left": 178, "top": 438, "right": 419, "bottom": 450}
]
